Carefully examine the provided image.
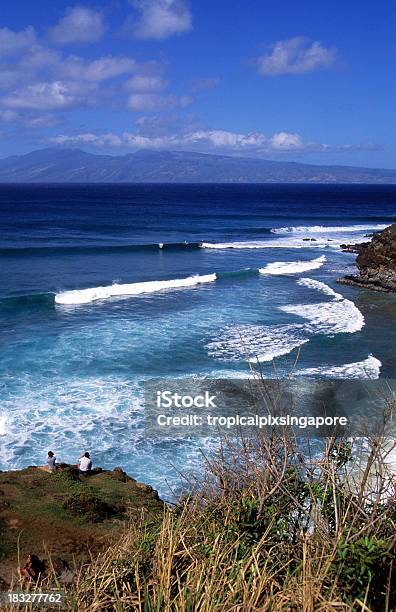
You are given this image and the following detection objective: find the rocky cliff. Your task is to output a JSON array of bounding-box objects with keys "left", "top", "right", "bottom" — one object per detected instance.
[{"left": 338, "top": 224, "right": 396, "bottom": 292}]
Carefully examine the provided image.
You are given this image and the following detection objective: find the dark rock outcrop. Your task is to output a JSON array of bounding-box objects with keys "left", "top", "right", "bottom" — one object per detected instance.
[
  {"left": 338, "top": 224, "right": 396, "bottom": 292},
  {"left": 340, "top": 242, "right": 369, "bottom": 254}
]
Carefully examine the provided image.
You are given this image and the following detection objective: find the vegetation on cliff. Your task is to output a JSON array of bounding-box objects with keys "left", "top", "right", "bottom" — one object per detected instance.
[{"left": 68, "top": 428, "right": 396, "bottom": 611}]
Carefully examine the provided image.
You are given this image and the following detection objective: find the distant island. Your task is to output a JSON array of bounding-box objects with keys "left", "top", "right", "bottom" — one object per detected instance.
[{"left": 1, "top": 148, "right": 396, "bottom": 183}]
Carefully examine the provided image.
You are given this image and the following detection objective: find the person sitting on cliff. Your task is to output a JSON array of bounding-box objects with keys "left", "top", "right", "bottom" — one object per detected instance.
[
  {"left": 19, "top": 554, "right": 46, "bottom": 583},
  {"left": 46, "top": 450, "right": 56, "bottom": 473},
  {"left": 78, "top": 451, "right": 92, "bottom": 476}
]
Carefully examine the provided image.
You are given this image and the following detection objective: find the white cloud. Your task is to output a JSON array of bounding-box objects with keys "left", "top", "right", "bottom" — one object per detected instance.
[
  {"left": 270, "top": 132, "right": 304, "bottom": 150},
  {"left": 0, "top": 20, "right": 194, "bottom": 120},
  {"left": 125, "top": 75, "right": 167, "bottom": 92},
  {"left": 53, "top": 132, "right": 123, "bottom": 147},
  {"left": 19, "top": 45, "right": 61, "bottom": 70},
  {"left": 3, "top": 81, "right": 79, "bottom": 110},
  {"left": 61, "top": 55, "right": 137, "bottom": 82},
  {"left": 50, "top": 128, "right": 326, "bottom": 153},
  {"left": 188, "top": 129, "right": 267, "bottom": 148},
  {"left": 130, "top": 0, "right": 192, "bottom": 40},
  {"left": 0, "top": 26, "right": 36, "bottom": 57},
  {"left": 257, "top": 37, "right": 337, "bottom": 76},
  {"left": 49, "top": 6, "right": 105, "bottom": 45},
  {"left": 25, "top": 114, "right": 60, "bottom": 128}
]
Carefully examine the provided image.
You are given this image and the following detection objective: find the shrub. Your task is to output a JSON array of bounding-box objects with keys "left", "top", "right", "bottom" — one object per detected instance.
[{"left": 62, "top": 488, "right": 119, "bottom": 523}]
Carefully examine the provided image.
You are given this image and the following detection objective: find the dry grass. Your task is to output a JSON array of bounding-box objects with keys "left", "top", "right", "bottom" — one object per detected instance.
[{"left": 65, "top": 424, "right": 396, "bottom": 612}]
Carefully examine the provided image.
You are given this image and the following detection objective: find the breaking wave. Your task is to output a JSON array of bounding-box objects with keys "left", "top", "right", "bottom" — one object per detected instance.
[
  {"left": 55, "top": 273, "right": 217, "bottom": 305},
  {"left": 271, "top": 224, "right": 388, "bottom": 234},
  {"left": 259, "top": 255, "right": 326, "bottom": 275},
  {"left": 296, "top": 355, "right": 382, "bottom": 379},
  {"left": 207, "top": 279, "right": 365, "bottom": 364},
  {"left": 201, "top": 223, "right": 389, "bottom": 251},
  {"left": 280, "top": 278, "right": 364, "bottom": 334}
]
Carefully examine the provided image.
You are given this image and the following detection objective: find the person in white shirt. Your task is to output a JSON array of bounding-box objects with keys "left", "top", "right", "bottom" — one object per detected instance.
[
  {"left": 78, "top": 452, "right": 92, "bottom": 475},
  {"left": 46, "top": 451, "right": 56, "bottom": 472}
]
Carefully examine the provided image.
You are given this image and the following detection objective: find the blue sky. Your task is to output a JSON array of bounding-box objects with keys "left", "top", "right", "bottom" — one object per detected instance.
[{"left": 0, "top": 0, "right": 395, "bottom": 166}]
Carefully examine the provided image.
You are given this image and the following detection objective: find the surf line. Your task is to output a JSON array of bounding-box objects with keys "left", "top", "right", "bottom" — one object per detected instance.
[{"left": 55, "top": 273, "right": 217, "bottom": 305}]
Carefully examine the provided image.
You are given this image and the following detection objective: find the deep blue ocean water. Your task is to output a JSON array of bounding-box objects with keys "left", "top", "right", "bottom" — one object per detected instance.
[{"left": 0, "top": 184, "right": 395, "bottom": 497}]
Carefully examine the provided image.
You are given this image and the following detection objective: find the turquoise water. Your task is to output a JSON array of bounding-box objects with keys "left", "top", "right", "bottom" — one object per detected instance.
[{"left": 0, "top": 184, "right": 395, "bottom": 497}]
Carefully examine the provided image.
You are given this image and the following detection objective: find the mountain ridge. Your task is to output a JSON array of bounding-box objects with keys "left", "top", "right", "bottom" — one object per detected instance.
[{"left": 0, "top": 147, "right": 396, "bottom": 183}]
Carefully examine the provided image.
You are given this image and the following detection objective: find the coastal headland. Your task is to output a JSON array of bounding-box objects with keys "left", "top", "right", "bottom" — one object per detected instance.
[
  {"left": 338, "top": 223, "right": 396, "bottom": 292},
  {"left": 0, "top": 465, "right": 163, "bottom": 587}
]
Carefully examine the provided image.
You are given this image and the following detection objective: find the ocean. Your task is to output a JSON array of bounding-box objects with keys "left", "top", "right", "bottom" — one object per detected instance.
[{"left": 1, "top": 183, "right": 395, "bottom": 498}]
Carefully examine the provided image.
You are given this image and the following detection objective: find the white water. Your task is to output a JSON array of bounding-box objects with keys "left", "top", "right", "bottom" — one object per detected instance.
[
  {"left": 55, "top": 273, "right": 217, "bottom": 305},
  {"left": 280, "top": 278, "right": 365, "bottom": 334},
  {"left": 0, "top": 415, "right": 7, "bottom": 436},
  {"left": 296, "top": 355, "right": 382, "bottom": 379},
  {"left": 296, "top": 277, "right": 343, "bottom": 299},
  {"left": 206, "top": 323, "right": 309, "bottom": 363},
  {"left": 202, "top": 223, "right": 389, "bottom": 251},
  {"left": 207, "top": 278, "right": 365, "bottom": 364},
  {"left": 201, "top": 240, "right": 336, "bottom": 249},
  {"left": 271, "top": 224, "right": 388, "bottom": 234},
  {"left": 259, "top": 255, "right": 326, "bottom": 275}
]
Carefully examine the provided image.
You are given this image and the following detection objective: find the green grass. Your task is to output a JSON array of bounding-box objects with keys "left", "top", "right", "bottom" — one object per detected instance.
[{"left": 0, "top": 467, "right": 164, "bottom": 585}]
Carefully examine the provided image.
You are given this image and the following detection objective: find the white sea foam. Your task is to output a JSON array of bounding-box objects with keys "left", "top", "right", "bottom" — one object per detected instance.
[
  {"left": 207, "top": 277, "right": 365, "bottom": 366},
  {"left": 271, "top": 224, "right": 388, "bottom": 234},
  {"left": 280, "top": 278, "right": 364, "bottom": 334},
  {"left": 201, "top": 237, "right": 349, "bottom": 250},
  {"left": 0, "top": 374, "right": 218, "bottom": 498},
  {"left": 0, "top": 415, "right": 7, "bottom": 436},
  {"left": 296, "top": 277, "right": 343, "bottom": 299},
  {"left": 296, "top": 355, "right": 382, "bottom": 379},
  {"left": 202, "top": 241, "right": 270, "bottom": 249},
  {"left": 259, "top": 255, "right": 326, "bottom": 275},
  {"left": 202, "top": 223, "right": 388, "bottom": 251},
  {"left": 281, "top": 300, "right": 364, "bottom": 334},
  {"left": 55, "top": 273, "right": 217, "bottom": 305},
  {"left": 206, "top": 323, "right": 309, "bottom": 363},
  {"left": 202, "top": 234, "right": 376, "bottom": 250},
  {"left": 201, "top": 240, "right": 329, "bottom": 249},
  {"left": 0, "top": 376, "right": 145, "bottom": 468}
]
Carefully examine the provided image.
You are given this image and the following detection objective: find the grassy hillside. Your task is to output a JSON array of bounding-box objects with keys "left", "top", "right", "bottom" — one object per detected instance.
[{"left": 0, "top": 466, "right": 163, "bottom": 586}]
